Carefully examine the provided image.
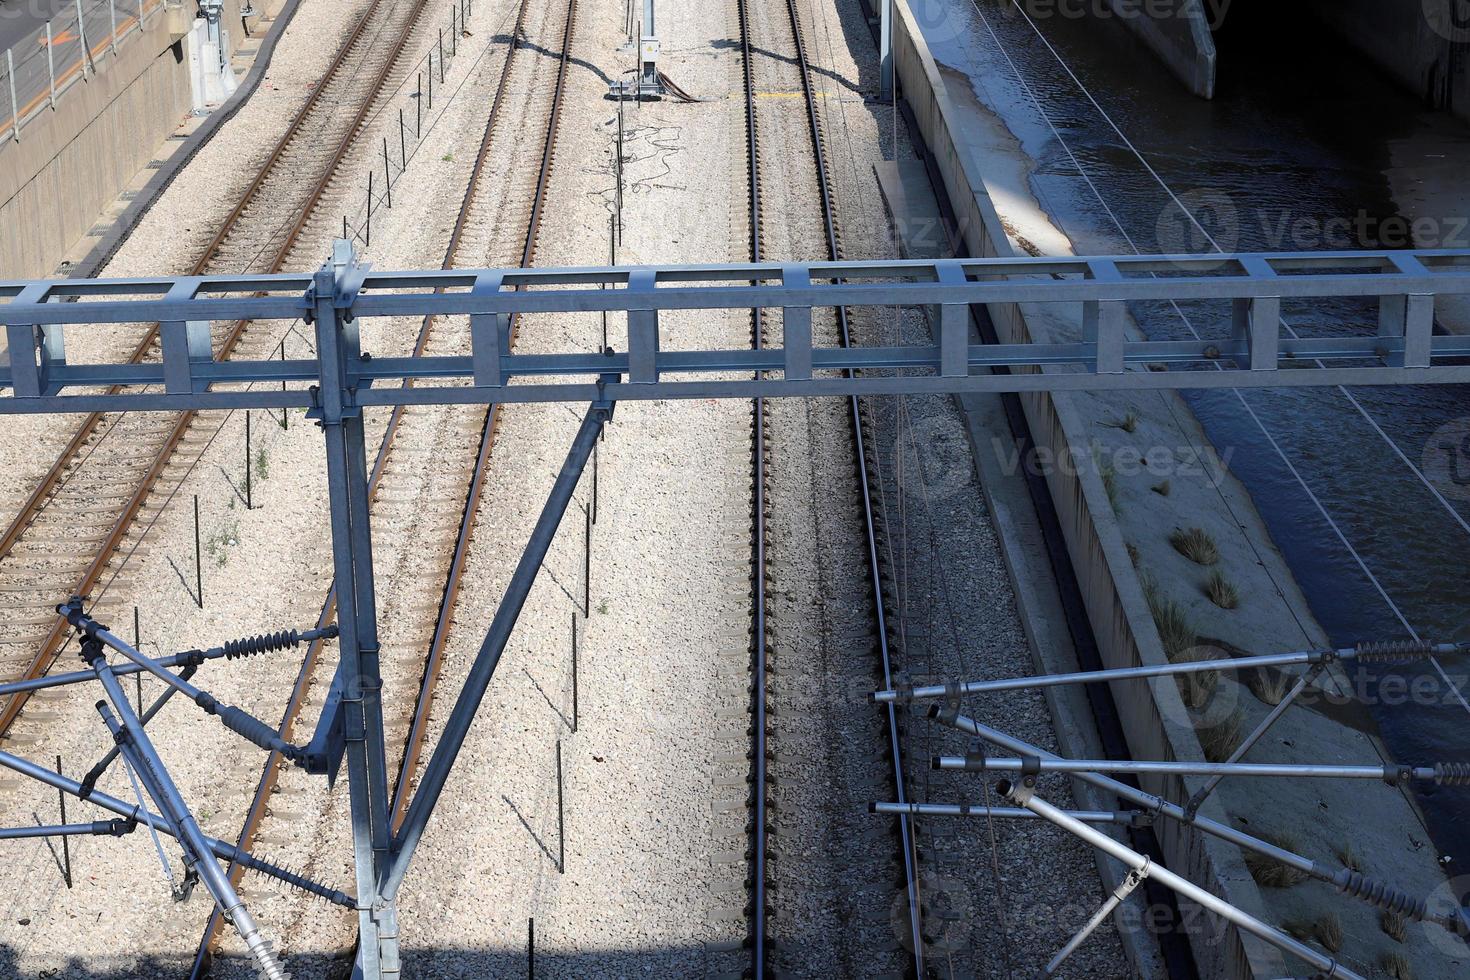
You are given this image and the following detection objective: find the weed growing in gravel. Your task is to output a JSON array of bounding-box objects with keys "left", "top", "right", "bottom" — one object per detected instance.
[
  {"left": 1381, "top": 951, "right": 1413, "bottom": 979},
  {"left": 1244, "top": 829, "right": 1309, "bottom": 888},
  {"left": 1381, "top": 908, "right": 1408, "bottom": 943},
  {"left": 1335, "top": 843, "right": 1363, "bottom": 873},
  {"left": 597, "top": 599, "right": 609, "bottom": 615},
  {"left": 1284, "top": 913, "right": 1342, "bottom": 953},
  {"left": 1143, "top": 576, "right": 1198, "bottom": 659},
  {"left": 1198, "top": 705, "right": 1241, "bottom": 761},
  {"left": 255, "top": 446, "right": 270, "bottom": 481},
  {"left": 1170, "top": 526, "right": 1219, "bottom": 565},
  {"left": 1205, "top": 569, "right": 1240, "bottom": 609},
  {"left": 205, "top": 520, "right": 240, "bottom": 568},
  {"left": 1100, "top": 409, "right": 1141, "bottom": 433}
]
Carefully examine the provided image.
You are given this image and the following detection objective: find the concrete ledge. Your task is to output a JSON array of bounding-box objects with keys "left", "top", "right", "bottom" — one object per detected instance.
[
  {"left": 886, "top": 2, "right": 1276, "bottom": 975},
  {"left": 1104, "top": 0, "right": 1215, "bottom": 98},
  {"left": 0, "top": 0, "right": 249, "bottom": 278}
]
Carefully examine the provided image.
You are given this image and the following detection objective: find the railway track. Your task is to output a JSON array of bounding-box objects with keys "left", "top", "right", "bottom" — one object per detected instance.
[
  {"left": 190, "top": 0, "right": 578, "bottom": 971},
  {"left": 0, "top": 0, "right": 437, "bottom": 738},
  {"left": 737, "top": 0, "right": 923, "bottom": 973}
]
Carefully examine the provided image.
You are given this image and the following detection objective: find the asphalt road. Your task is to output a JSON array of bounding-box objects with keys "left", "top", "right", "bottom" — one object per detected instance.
[{"left": 0, "top": 1, "right": 74, "bottom": 56}]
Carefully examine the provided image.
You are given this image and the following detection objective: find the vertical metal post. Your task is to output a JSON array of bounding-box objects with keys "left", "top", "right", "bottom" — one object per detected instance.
[
  {"left": 879, "top": 0, "right": 892, "bottom": 102},
  {"left": 583, "top": 504, "right": 591, "bottom": 618},
  {"left": 75, "top": 0, "right": 90, "bottom": 76},
  {"left": 416, "top": 73, "right": 423, "bottom": 133},
  {"left": 426, "top": 56, "right": 433, "bottom": 108},
  {"left": 46, "top": 23, "right": 57, "bottom": 110},
  {"left": 7, "top": 49, "right": 20, "bottom": 142},
  {"left": 437, "top": 30, "right": 444, "bottom": 81},
  {"left": 398, "top": 108, "right": 407, "bottom": 168},
  {"left": 193, "top": 494, "right": 203, "bottom": 608},
  {"left": 591, "top": 443, "right": 598, "bottom": 525},
  {"left": 366, "top": 172, "right": 373, "bottom": 247},
  {"left": 527, "top": 918, "right": 534, "bottom": 979},
  {"left": 244, "top": 410, "right": 252, "bottom": 510},
  {"left": 382, "top": 138, "right": 393, "bottom": 208},
  {"left": 570, "top": 613, "right": 578, "bottom": 733},
  {"left": 56, "top": 756, "right": 72, "bottom": 888},
  {"left": 314, "top": 241, "right": 398, "bottom": 979},
  {"left": 280, "top": 339, "right": 288, "bottom": 430},
  {"left": 556, "top": 739, "right": 565, "bottom": 873}
]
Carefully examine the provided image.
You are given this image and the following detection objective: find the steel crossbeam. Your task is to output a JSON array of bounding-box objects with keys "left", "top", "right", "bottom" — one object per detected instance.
[
  {"left": 5, "top": 242, "right": 1470, "bottom": 977},
  {"left": 3, "top": 248, "right": 1470, "bottom": 414}
]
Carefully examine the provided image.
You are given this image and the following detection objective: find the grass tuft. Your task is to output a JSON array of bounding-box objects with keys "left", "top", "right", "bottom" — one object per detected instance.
[
  {"left": 1170, "top": 526, "right": 1220, "bottom": 565},
  {"left": 1335, "top": 843, "right": 1363, "bottom": 874},
  {"left": 1244, "top": 829, "right": 1309, "bottom": 889},
  {"left": 1380, "top": 908, "right": 1408, "bottom": 943},
  {"left": 1381, "top": 951, "right": 1413, "bottom": 980},
  {"left": 1205, "top": 569, "right": 1240, "bottom": 609},
  {"left": 1101, "top": 409, "right": 1141, "bottom": 433},
  {"left": 1199, "top": 707, "right": 1243, "bottom": 762}
]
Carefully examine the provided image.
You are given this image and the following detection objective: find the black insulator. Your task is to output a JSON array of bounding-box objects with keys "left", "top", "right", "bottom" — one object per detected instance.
[
  {"left": 239, "top": 851, "right": 354, "bottom": 908},
  {"left": 1354, "top": 639, "right": 1435, "bottom": 663},
  {"left": 1435, "top": 763, "right": 1470, "bottom": 786},
  {"left": 223, "top": 630, "right": 301, "bottom": 660},
  {"left": 1333, "top": 869, "right": 1429, "bottom": 921}
]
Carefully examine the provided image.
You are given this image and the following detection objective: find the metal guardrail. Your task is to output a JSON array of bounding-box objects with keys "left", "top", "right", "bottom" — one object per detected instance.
[
  {"left": 0, "top": 0, "right": 169, "bottom": 143},
  {"left": 4, "top": 245, "right": 1470, "bottom": 413}
]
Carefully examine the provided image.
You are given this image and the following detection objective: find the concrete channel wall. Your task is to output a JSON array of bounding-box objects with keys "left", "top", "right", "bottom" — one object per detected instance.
[
  {"left": 1104, "top": 0, "right": 1215, "bottom": 97},
  {"left": 0, "top": 1, "right": 249, "bottom": 278},
  {"left": 887, "top": 3, "right": 1274, "bottom": 976},
  {"left": 1298, "top": 0, "right": 1470, "bottom": 123}
]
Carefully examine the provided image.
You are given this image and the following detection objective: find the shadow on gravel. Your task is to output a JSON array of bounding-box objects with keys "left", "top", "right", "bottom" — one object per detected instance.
[{"left": 0, "top": 942, "right": 725, "bottom": 979}]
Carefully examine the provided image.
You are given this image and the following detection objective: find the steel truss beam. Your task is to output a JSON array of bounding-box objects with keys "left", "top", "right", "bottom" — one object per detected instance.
[
  {"left": 4, "top": 242, "right": 1470, "bottom": 977},
  {"left": 3, "top": 247, "right": 1470, "bottom": 414}
]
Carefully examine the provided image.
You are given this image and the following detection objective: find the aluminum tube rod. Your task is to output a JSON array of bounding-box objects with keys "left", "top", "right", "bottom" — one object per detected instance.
[
  {"left": 82, "top": 665, "right": 195, "bottom": 796},
  {"left": 876, "top": 641, "right": 1467, "bottom": 702},
  {"left": 930, "top": 706, "right": 1465, "bottom": 935},
  {"left": 86, "top": 624, "right": 207, "bottom": 701},
  {"left": 0, "top": 745, "right": 353, "bottom": 906},
  {"left": 876, "top": 648, "right": 1324, "bottom": 702},
  {"left": 935, "top": 756, "right": 1425, "bottom": 781},
  {"left": 0, "top": 820, "right": 133, "bottom": 840},
  {"left": 871, "top": 802, "right": 1129, "bottom": 823},
  {"left": 1004, "top": 783, "right": 1364, "bottom": 980},
  {"left": 1185, "top": 664, "right": 1322, "bottom": 817},
  {"left": 933, "top": 707, "right": 1320, "bottom": 876},
  {"left": 1046, "top": 867, "right": 1145, "bottom": 976},
  {"left": 0, "top": 625, "right": 337, "bottom": 697},
  {"left": 383, "top": 403, "right": 608, "bottom": 900},
  {"left": 87, "top": 648, "right": 289, "bottom": 979}
]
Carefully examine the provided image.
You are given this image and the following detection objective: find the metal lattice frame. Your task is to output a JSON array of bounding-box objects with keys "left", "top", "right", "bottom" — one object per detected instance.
[{"left": 3, "top": 241, "right": 1470, "bottom": 977}]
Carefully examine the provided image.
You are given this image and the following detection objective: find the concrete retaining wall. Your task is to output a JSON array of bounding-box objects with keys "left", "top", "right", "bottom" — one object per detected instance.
[
  {"left": 1104, "top": 0, "right": 1216, "bottom": 97},
  {"left": 0, "top": 1, "right": 248, "bottom": 278},
  {"left": 888, "top": 3, "right": 1274, "bottom": 975},
  {"left": 1298, "top": 0, "right": 1470, "bottom": 123}
]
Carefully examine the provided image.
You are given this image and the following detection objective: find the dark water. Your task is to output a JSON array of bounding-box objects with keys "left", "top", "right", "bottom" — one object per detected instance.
[{"left": 914, "top": 0, "right": 1470, "bottom": 855}]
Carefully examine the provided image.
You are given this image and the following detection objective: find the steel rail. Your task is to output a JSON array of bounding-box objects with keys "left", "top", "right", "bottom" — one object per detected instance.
[
  {"left": 390, "top": 0, "right": 577, "bottom": 826},
  {"left": 738, "top": 0, "right": 771, "bottom": 970},
  {"left": 781, "top": 0, "right": 924, "bottom": 971},
  {"left": 0, "top": 0, "right": 432, "bottom": 741},
  {"left": 190, "top": 0, "right": 574, "bottom": 970}
]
